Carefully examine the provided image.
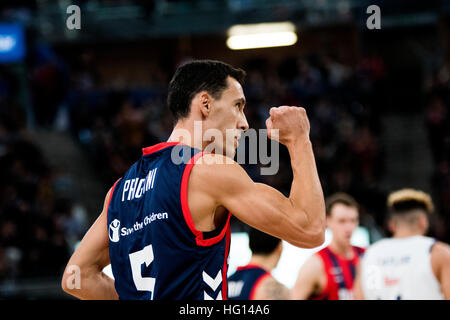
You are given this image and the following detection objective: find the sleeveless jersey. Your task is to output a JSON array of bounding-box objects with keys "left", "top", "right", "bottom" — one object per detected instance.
[
  {"left": 360, "top": 235, "right": 444, "bottom": 300},
  {"left": 311, "top": 246, "right": 365, "bottom": 300},
  {"left": 107, "top": 142, "right": 231, "bottom": 300},
  {"left": 227, "top": 264, "right": 271, "bottom": 300}
]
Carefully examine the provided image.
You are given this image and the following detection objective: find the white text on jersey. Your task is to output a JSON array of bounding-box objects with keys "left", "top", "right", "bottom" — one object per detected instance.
[{"left": 122, "top": 168, "right": 158, "bottom": 202}]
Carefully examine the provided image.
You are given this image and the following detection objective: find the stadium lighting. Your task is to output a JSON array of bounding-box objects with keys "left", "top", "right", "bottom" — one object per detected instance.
[{"left": 226, "top": 21, "right": 298, "bottom": 50}]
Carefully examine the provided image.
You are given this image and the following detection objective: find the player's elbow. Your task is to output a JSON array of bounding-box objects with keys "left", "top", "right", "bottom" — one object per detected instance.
[
  {"left": 303, "top": 229, "right": 325, "bottom": 248},
  {"left": 291, "top": 220, "right": 325, "bottom": 248},
  {"left": 61, "top": 264, "right": 82, "bottom": 295},
  {"left": 61, "top": 270, "right": 71, "bottom": 294}
]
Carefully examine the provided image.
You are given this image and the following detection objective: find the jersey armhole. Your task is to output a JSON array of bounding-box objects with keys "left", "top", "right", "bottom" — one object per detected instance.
[
  {"left": 180, "top": 151, "right": 232, "bottom": 246},
  {"left": 106, "top": 178, "right": 122, "bottom": 222}
]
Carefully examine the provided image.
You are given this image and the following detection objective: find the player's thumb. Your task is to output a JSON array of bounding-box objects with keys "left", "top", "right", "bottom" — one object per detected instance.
[
  {"left": 269, "top": 107, "right": 277, "bottom": 118},
  {"left": 265, "top": 117, "right": 273, "bottom": 139}
]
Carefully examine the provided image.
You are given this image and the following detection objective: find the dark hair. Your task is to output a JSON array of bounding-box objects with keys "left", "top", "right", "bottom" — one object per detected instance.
[
  {"left": 390, "top": 200, "right": 428, "bottom": 214},
  {"left": 167, "top": 60, "right": 246, "bottom": 121},
  {"left": 325, "top": 192, "right": 359, "bottom": 217},
  {"left": 248, "top": 228, "right": 281, "bottom": 255}
]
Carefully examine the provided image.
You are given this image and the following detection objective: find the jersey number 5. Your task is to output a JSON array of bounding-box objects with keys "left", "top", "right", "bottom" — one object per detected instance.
[{"left": 129, "top": 244, "right": 156, "bottom": 299}]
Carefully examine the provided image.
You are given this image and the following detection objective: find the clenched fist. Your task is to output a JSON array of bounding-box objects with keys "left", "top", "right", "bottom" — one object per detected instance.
[{"left": 265, "top": 106, "right": 310, "bottom": 146}]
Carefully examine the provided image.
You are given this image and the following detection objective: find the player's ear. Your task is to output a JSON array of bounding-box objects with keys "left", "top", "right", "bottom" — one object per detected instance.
[
  {"left": 325, "top": 214, "right": 331, "bottom": 228},
  {"left": 276, "top": 241, "right": 283, "bottom": 254},
  {"left": 387, "top": 218, "right": 396, "bottom": 234},
  {"left": 418, "top": 213, "right": 429, "bottom": 234},
  {"left": 274, "top": 241, "right": 283, "bottom": 261},
  {"left": 198, "top": 92, "right": 211, "bottom": 118}
]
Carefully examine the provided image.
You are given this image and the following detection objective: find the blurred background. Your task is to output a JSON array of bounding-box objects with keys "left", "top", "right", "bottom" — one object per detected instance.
[{"left": 0, "top": 0, "right": 449, "bottom": 299}]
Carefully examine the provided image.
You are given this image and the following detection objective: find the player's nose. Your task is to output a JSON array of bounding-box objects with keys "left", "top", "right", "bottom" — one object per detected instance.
[{"left": 238, "top": 112, "right": 249, "bottom": 132}]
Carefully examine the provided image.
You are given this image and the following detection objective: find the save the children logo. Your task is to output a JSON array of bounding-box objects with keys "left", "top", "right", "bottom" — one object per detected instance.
[{"left": 109, "top": 219, "right": 121, "bottom": 243}]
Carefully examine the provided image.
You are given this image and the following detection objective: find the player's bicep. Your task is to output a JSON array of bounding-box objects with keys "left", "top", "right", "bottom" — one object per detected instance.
[
  {"left": 224, "top": 181, "right": 294, "bottom": 231},
  {"left": 200, "top": 155, "right": 310, "bottom": 246},
  {"left": 431, "top": 242, "right": 450, "bottom": 299}
]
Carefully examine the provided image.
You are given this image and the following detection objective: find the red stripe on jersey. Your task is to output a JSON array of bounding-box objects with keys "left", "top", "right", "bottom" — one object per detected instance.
[
  {"left": 338, "top": 255, "right": 354, "bottom": 290},
  {"left": 222, "top": 225, "right": 231, "bottom": 300},
  {"left": 314, "top": 248, "right": 338, "bottom": 300},
  {"left": 106, "top": 178, "right": 121, "bottom": 221},
  {"left": 315, "top": 246, "right": 365, "bottom": 300},
  {"left": 142, "top": 142, "right": 182, "bottom": 155},
  {"left": 322, "top": 248, "right": 340, "bottom": 300},
  {"left": 180, "top": 151, "right": 232, "bottom": 246}
]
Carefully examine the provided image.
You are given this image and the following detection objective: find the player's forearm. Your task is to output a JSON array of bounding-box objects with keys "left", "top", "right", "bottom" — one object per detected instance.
[{"left": 286, "top": 137, "right": 326, "bottom": 242}]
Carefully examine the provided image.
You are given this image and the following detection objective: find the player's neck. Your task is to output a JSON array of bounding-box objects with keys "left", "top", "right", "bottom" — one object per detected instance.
[
  {"left": 248, "top": 255, "right": 276, "bottom": 272},
  {"left": 392, "top": 228, "right": 424, "bottom": 239},
  {"left": 329, "top": 240, "right": 353, "bottom": 259},
  {"left": 167, "top": 122, "right": 205, "bottom": 150}
]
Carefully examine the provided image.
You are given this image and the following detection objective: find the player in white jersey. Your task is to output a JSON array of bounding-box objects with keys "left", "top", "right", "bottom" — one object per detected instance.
[{"left": 354, "top": 188, "right": 450, "bottom": 300}]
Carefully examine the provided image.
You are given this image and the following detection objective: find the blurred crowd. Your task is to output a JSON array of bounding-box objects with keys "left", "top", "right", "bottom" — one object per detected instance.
[
  {"left": 0, "top": 71, "right": 87, "bottom": 283},
  {"left": 0, "top": 35, "right": 449, "bottom": 285},
  {"left": 425, "top": 58, "right": 450, "bottom": 241}
]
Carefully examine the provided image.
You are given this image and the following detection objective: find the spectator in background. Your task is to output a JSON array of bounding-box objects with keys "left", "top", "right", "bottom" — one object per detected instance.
[{"left": 291, "top": 193, "right": 365, "bottom": 300}]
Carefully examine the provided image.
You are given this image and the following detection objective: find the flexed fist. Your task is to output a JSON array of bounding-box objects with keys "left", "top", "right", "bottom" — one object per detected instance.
[{"left": 265, "top": 106, "right": 310, "bottom": 146}]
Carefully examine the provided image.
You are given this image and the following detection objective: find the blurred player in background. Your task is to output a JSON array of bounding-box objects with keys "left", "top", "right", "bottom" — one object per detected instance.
[
  {"left": 228, "top": 228, "right": 289, "bottom": 300},
  {"left": 291, "top": 193, "right": 365, "bottom": 300},
  {"left": 61, "top": 60, "right": 325, "bottom": 300},
  {"left": 354, "top": 188, "right": 450, "bottom": 300}
]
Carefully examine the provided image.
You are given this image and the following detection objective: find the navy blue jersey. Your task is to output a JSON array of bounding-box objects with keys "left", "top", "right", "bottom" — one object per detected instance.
[
  {"left": 227, "top": 264, "right": 271, "bottom": 300},
  {"left": 107, "top": 142, "right": 231, "bottom": 300}
]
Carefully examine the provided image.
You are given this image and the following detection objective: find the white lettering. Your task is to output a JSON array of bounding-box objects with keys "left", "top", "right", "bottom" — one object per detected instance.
[
  {"left": 366, "top": 5, "right": 381, "bottom": 30},
  {"left": 66, "top": 5, "right": 81, "bottom": 30},
  {"left": 122, "top": 180, "right": 130, "bottom": 202},
  {"left": 151, "top": 168, "right": 157, "bottom": 189},
  {"left": 149, "top": 170, "right": 153, "bottom": 191},
  {"left": 228, "top": 280, "right": 244, "bottom": 298},
  {"left": 128, "top": 178, "right": 138, "bottom": 200},
  {"left": 135, "top": 179, "right": 145, "bottom": 199}
]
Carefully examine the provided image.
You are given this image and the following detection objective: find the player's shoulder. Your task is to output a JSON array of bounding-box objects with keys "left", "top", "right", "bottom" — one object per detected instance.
[
  {"left": 195, "top": 152, "right": 238, "bottom": 166},
  {"left": 431, "top": 241, "right": 450, "bottom": 260},
  {"left": 303, "top": 251, "right": 325, "bottom": 273},
  {"left": 359, "top": 239, "right": 390, "bottom": 261},
  {"left": 189, "top": 153, "right": 247, "bottom": 189},
  {"left": 365, "top": 238, "right": 391, "bottom": 251}
]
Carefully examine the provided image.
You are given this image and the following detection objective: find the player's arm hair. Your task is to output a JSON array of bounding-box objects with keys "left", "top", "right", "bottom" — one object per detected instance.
[
  {"left": 353, "top": 260, "right": 366, "bottom": 300},
  {"left": 290, "top": 254, "right": 322, "bottom": 299},
  {"left": 431, "top": 241, "right": 450, "bottom": 299},
  {"left": 194, "top": 150, "right": 325, "bottom": 248},
  {"left": 252, "top": 275, "right": 290, "bottom": 300},
  {"left": 61, "top": 188, "right": 118, "bottom": 300}
]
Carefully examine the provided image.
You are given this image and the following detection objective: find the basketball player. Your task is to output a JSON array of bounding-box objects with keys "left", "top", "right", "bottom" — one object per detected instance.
[
  {"left": 228, "top": 228, "right": 289, "bottom": 300},
  {"left": 61, "top": 60, "right": 326, "bottom": 299},
  {"left": 354, "top": 188, "right": 450, "bottom": 300},
  {"left": 291, "top": 193, "right": 365, "bottom": 300}
]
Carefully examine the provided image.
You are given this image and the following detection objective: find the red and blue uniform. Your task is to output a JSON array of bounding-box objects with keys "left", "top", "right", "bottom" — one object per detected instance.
[
  {"left": 227, "top": 264, "right": 271, "bottom": 300},
  {"left": 107, "top": 142, "right": 231, "bottom": 300},
  {"left": 310, "top": 246, "right": 365, "bottom": 300}
]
